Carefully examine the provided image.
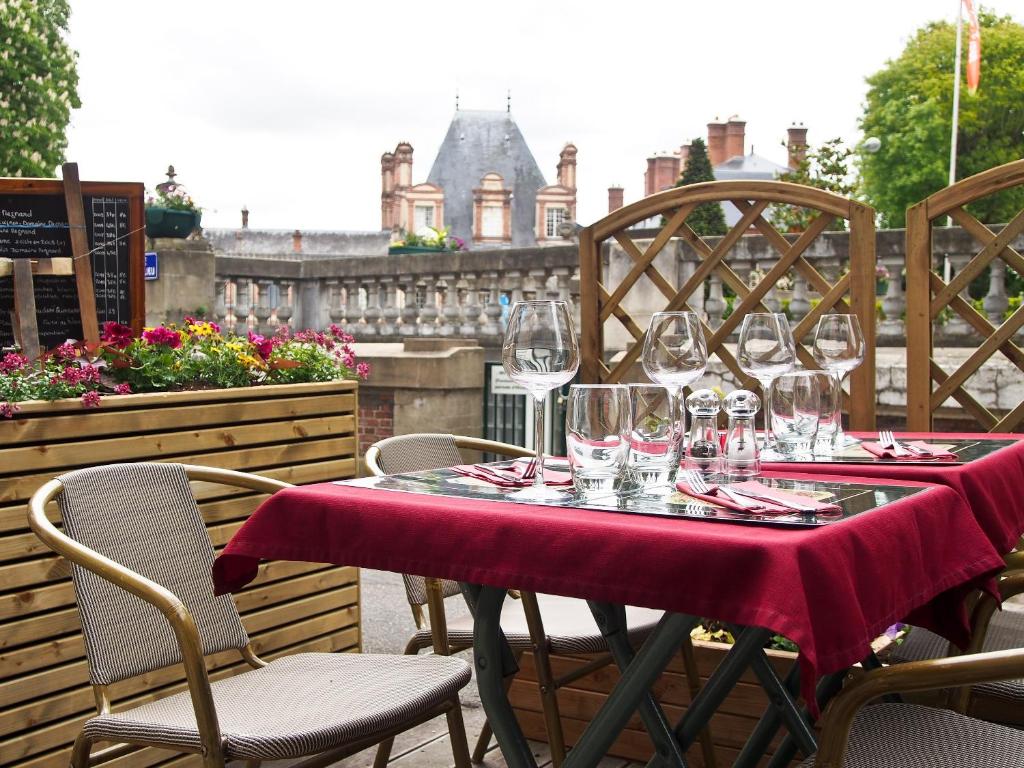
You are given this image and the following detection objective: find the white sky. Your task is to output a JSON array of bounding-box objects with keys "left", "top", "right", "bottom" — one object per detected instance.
[{"left": 64, "top": 0, "right": 1020, "bottom": 232}]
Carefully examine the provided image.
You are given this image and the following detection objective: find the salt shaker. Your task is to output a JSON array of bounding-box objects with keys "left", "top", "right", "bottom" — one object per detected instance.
[
  {"left": 723, "top": 390, "right": 761, "bottom": 479},
  {"left": 684, "top": 389, "right": 722, "bottom": 477}
]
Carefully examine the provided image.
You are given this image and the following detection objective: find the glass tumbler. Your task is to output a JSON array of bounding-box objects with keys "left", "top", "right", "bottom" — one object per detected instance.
[
  {"left": 770, "top": 372, "right": 821, "bottom": 457},
  {"left": 626, "top": 384, "right": 682, "bottom": 492},
  {"left": 805, "top": 371, "right": 839, "bottom": 456},
  {"left": 566, "top": 384, "right": 630, "bottom": 496}
]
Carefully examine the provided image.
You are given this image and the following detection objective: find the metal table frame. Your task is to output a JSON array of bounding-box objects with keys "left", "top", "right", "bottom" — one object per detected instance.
[{"left": 462, "top": 584, "right": 835, "bottom": 768}]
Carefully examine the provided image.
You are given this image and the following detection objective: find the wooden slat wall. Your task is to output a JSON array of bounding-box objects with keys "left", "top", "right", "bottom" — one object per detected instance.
[
  {"left": 0, "top": 381, "right": 360, "bottom": 767},
  {"left": 510, "top": 644, "right": 803, "bottom": 768}
]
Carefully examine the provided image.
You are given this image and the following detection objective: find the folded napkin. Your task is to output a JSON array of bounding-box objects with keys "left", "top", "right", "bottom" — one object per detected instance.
[
  {"left": 452, "top": 459, "right": 573, "bottom": 488},
  {"left": 675, "top": 479, "right": 841, "bottom": 515},
  {"left": 861, "top": 441, "right": 958, "bottom": 461}
]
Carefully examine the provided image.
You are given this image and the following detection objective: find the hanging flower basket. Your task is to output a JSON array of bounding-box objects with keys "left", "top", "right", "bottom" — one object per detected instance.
[{"left": 145, "top": 206, "right": 202, "bottom": 238}]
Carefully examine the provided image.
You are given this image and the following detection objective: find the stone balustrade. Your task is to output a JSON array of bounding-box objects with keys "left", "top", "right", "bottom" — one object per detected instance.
[{"left": 209, "top": 226, "right": 1024, "bottom": 348}]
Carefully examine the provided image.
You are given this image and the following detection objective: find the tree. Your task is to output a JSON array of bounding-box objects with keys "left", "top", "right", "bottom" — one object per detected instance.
[
  {"left": 772, "top": 138, "right": 855, "bottom": 232},
  {"left": 675, "top": 138, "right": 727, "bottom": 236},
  {"left": 0, "top": 0, "right": 81, "bottom": 177},
  {"left": 859, "top": 10, "right": 1024, "bottom": 227}
]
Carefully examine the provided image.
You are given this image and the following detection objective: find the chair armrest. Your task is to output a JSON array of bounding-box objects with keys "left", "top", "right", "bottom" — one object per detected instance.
[
  {"left": 454, "top": 436, "right": 536, "bottom": 459},
  {"left": 813, "top": 646, "right": 1024, "bottom": 767}
]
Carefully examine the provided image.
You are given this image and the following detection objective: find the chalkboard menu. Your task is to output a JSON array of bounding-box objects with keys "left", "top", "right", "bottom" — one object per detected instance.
[{"left": 0, "top": 179, "right": 144, "bottom": 350}]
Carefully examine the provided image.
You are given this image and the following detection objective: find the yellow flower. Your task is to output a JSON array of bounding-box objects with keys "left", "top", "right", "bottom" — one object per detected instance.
[
  {"left": 237, "top": 353, "right": 267, "bottom": 370},
  {"left": 226, "top": 341, "right": 245, "bottom": 352}
]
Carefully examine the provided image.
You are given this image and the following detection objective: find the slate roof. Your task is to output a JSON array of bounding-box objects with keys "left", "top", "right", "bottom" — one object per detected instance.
[
  {"left": 426, "top": 110, "right": 549, "bottom": 248},
  {"left": 713, "top": 152, "right": 792, "bottom": 226}
]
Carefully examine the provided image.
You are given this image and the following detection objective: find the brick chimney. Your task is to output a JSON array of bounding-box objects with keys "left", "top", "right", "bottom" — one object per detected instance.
[
  {"left": 679, "top": 143, "right": 691, "bottom": 170},
  {"left": 725, "top": 117, "right": 746, "bottom": 160},
  {"left": 557, "top": 143, "right": 578, "bottom": 189},
  {"left": 608, "top": 186, "right": 624, "bottom": 213},
  {"left": 394, "top": 142, "right": 413, "bottom": 187},
  {"left": 292, "top": 229, "right": 302, "bottom": 253},
  {"left": 380, "top": 152, "right": 395, "bottom": 194},
  {"left": 706, "top": 120, "right": 727, "bottom": 166},
  {"left": 787, "top": 123, "right": 809, "bottom": 169},
  {"left": 240, "top": 205, "right": 249, "bottom": 229}
]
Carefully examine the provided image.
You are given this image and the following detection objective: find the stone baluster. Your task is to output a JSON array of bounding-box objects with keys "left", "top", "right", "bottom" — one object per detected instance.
[
  {"left": 253, "top": 280, "right": 273, "bottom": 335},
  {"left": 551, "top": 266, "right": 572, "bottom": 305},
  {"left": 343, "top": 278, "right": 362, "bottom": 336},
  {"left": 327, "top": 280, "right": 345, "bottom": 327},
  {"left": 399, "top": 275, "right": 419, "bottom": 336},
  {"left": 705, "top": 275, "right": 726, "bottom": 330},
  {"left": 788, "top": 274, "right": 811, "bottom": 338},
  {"left": 379, "top": 276, "right": 399, "bottom": 337},
  {"left": 943, "top": 253, "right": 973, "bottom": 339},
  {"left": 678, "top": 253, "right": 705, "bottom": 317},
  {"left": 983, "top": 259, "right": 1009, "bottom": 325},
  {"left": 759, "top": 261, "right": 782, "bottom": 313},
  {"left": 879, "top": 255, "right": 907, "bottom": 341},
  {"left": 506, "top": 270, "right": 524, "bottom": 306},
  {"left": 437, "top": 273, "right": 458, "bottom": 336},
  {"left": 418, "top": 274, "right": 438, "bottom": 335},
  {"left": 460, "top": 273, "right": 481, "bottom": 337},
  {"left": 481, "top": 271, "right": 503, "bottom": 337},
  {"left": 233, "top": 278, "right": 251, "bottom": 335},
  {"left": 213, "top": 279, "right": 228, "bottom": 327},
  {"left": 276, "top": 280, "right": 294, "bottom": 329},
  {"left": 362, "top": 278, "right": 381, "bottom": 337}
]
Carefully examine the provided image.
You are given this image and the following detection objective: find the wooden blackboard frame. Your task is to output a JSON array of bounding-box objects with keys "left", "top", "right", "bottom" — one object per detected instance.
[{"left": 0, "top": 177, "right": 146, "bottom": 343}]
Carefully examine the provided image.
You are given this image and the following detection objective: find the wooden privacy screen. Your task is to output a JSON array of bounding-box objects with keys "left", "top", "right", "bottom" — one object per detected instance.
[
  {"left": 578, "top": 180, "right": 877, "bottom": 430},
  {"left": 906, "top": 159, "right": 1024, "bottom": 432}
]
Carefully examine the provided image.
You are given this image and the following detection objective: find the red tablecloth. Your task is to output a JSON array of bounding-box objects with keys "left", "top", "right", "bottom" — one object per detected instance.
[
  {"left": 213, "top": 470, "right": 1002, "bottom": 708},
  {"left": 763, "top": 433, "right": 1024, "bottom": 555}
]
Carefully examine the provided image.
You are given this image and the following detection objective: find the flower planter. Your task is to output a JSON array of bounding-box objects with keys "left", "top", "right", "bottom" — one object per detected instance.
[
  {"left": 387, "top": 245, "right": 453, "bottom": 254},
  {"left": 145, "top": 205, "right": 201, "bottom": 238},
  {"left": 0, "top": 380, "right": 360, "bottom": 766}
]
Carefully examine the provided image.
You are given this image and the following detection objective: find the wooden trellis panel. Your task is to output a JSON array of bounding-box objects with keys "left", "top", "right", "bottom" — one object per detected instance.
[
  {"left": 578, "top": 180, "right": 877, "bottom": 430},
  {"left": 906, "top": 159, "right": 1024, "bottom": 432}
]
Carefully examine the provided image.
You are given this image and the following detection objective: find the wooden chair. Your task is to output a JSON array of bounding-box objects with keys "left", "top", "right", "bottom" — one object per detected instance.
[
  {"left": 28, "top": 462, "right": 472, "bottom": 768},
  {"left": 906, "top": 158, "right": 1024, "bottom": 431},
  {"left": 798, "top": 639, "right": 1024, "bottom": 766},
  {"left": 365, "top": 433, "right": 718, "bottom": 768},
  {"left": 578, "top": 180, "right": 877, "bottom": 430}
]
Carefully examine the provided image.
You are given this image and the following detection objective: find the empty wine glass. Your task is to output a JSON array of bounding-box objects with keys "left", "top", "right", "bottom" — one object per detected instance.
[
  {"left": 737, "top": 313, "right": 796, "bottom": 452},
  {"left": 502, "top": 300, "right": 580, "bottom": 501},
  {"left": 641, "top": 312, "right": 708, "bottom": 446},
  {"left": 812, "top": 314, "right": 865, "bottom": 448}
]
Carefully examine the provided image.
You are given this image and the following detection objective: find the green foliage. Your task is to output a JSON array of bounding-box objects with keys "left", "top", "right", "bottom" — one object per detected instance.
[
  {"left": 675, "top": 138, "right": 727, "bottom": 236},
  {"left": 859, "top": 11, "right": 1024, "bottom": 226},
  {"left": 772, "top": 138, "right": 855, "bottom": 232},
  {"left": 0, "top": 0, "right": 81, "bottom": 177}
]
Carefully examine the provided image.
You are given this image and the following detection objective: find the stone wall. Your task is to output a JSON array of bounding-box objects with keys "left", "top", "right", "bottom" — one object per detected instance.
[{"left": 144, "top": 237, "right": 216, "bottom": 326}]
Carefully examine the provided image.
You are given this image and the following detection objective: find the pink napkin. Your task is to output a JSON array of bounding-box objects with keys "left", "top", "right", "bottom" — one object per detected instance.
[
  {"left": 676, "top": 480, "right": 841, "bottom": 515},
  {"left": 452, "top": 460, "right": 572, "bottom": 487},
  {"left": 862, "top": 441, "right": 958, "bottom": 461}
]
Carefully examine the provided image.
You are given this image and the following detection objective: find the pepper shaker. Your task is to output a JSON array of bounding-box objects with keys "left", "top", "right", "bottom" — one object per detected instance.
[
  {"left": 723, "top": 390, "right": 761, "bottom": 479},
  {"left": 684, "top": 388, "right": 722, "bottom": 478}
]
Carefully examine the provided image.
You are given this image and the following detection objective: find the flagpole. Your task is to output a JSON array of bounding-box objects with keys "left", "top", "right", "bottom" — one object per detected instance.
[{"left": 944, "top": 0, "right": 963, "bottom": 279}]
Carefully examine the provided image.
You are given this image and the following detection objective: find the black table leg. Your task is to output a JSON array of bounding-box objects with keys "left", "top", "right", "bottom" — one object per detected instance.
[
  {"left": 588, "top": 601, "right": 692, "bottom": 768},
  {"left": 733, "top": 659, "right": 802, "bottom": 767}
]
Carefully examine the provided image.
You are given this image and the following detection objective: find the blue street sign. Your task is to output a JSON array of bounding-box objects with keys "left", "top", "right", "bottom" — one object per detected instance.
[{"left": 144, "top": 252, "right": 158, "bottom": 280}]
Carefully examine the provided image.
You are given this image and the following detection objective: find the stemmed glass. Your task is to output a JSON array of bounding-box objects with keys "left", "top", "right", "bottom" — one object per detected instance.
[
  {"left": 501, "top": 300, "right": 580, "bottom": 501},
  {"left": 812, "top": 314, "right": 865, "bottom": 448},
  {"left": 737, "top": 313, "right": 796, "bottom": 452},
  {"left": 641, "top": 312, "right": 708, "bottom": 448}
]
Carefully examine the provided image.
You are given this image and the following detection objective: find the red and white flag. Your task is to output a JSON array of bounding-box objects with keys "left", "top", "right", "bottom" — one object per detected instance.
[{"left": 963, "top": 0, "right": 981, "bottom": 94}]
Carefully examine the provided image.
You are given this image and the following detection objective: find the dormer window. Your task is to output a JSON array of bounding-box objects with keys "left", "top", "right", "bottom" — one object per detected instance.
[
  {"left": 473, "top": 173, "right": 512, "bottom": 244},
  {"left": 545, "top": 207, "right": 568, "bottom": 238}
]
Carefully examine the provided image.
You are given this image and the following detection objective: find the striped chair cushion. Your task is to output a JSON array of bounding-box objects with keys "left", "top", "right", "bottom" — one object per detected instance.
[
  {"left": 57, "top": 463, "right": 249, "bottom": 685},
  {"left": 891, "top": 605, "right": 1024, "bottom": 705},
  {"left": 797, "top": 702, "right": 1024, "bottom": 767},
  {"left": 82, "top": 652, "right": 471, "bottom": 760}
]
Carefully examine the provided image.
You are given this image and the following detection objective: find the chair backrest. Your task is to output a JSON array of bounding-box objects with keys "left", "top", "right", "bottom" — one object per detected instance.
[
  {"left": 367, "top": 433, "right": 530, "bottom": 608},
  {"left": 578, "top": 180, "right": 878, "bottom": 430},
  {"left": 906, "top": 159, "right": 1024, "bottom": 431},
  {"left": 56, "top": 463, "right": 249, "bottom": 685}
]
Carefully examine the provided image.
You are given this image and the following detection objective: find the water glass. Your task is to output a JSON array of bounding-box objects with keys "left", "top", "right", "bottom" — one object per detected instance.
[
  {"left": 804, "top": 371, "right": 840, "bottom": 456},
  {"left": 770, "top": 372, "right": 820, "bottom": 457},
  {"left": 626, "top": 384, "right": 681, "bottom": 491},
  {"left": 566, "top": 385, "right": 630, "bottom": 496}
]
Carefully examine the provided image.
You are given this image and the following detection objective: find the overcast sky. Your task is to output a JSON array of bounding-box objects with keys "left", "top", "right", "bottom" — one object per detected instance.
[{"left": 64, "top": 1, "right": 1020, "bottom": 232}]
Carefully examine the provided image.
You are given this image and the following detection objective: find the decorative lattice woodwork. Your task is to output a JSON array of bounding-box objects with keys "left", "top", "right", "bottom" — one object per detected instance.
[
  {"left": 578, "top": 180, "right": 877, "bottom": 430},
  {"left": 906, "top": 159, "right": 1024, "bottom": 432}
]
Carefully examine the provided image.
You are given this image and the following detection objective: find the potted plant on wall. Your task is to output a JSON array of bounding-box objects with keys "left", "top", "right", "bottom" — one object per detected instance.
[
  {"left": 145, "top": 165, "right": 202, "bottom": 238},
  {"left": 388, "top": 225, "right": 466, "bottom": 254}
]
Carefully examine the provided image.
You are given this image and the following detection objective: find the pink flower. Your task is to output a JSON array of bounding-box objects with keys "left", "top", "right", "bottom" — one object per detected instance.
[
  {"left": 142, "top": 326, "right": 182, "bottom": 348},
  {"left": 343, "top": 352, "right": 356, "bottom": 368},
  {"left": 248, "top": 331, "right": 274, "bottom": 360},
  {"left": 0, "top": 353, "right": 28, "bottom": 373},
  {"left": 0, "top": 401, "right": 18, "bottom": 418},
  {"left": 329, "top": 324, "right": 355, "bottom": 344},
  {"left": 114, "top": 383, "right": 132, "bottom": 395},
  {"left": 356, "top": 362, "right": 370, "bottom": 379},
  {"left": 81, "top": 391, "right": 101, "bottom": 409},
  {"left": 55, "top": 342, "right": 78, "bottom": 360},
  {"left": 101, "top": 322, "right": 134, "bottom": 349}
]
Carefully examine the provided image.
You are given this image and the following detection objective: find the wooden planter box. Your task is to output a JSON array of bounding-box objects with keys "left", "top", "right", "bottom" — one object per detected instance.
[
  {"left": 0, "top": 380, "right": 360, "bottom": 768},
  {"left": 511, "top": 641, "right": 803, "bottom": 768}
]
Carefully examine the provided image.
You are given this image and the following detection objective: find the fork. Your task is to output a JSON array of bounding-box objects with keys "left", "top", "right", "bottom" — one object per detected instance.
[
  {"left": 680, "top": 470, "right": 762, "bottom": 510},
  {"left": 879, "top": 430, "right": 911, "bottom": 457}
]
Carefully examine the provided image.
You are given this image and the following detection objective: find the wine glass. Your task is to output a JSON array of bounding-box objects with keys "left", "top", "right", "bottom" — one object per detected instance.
[
  {"left": 812, "top": 314, "right": 865, "bottom": 448},
  {"left": 641, "top": 312, "right": 708, "bottom": 448},
  {"left": 501, "top": 300, "right": 580, "bottom": 501},
  {"left": 737, "top": 313, "right": 796, "bottom": 452}
]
